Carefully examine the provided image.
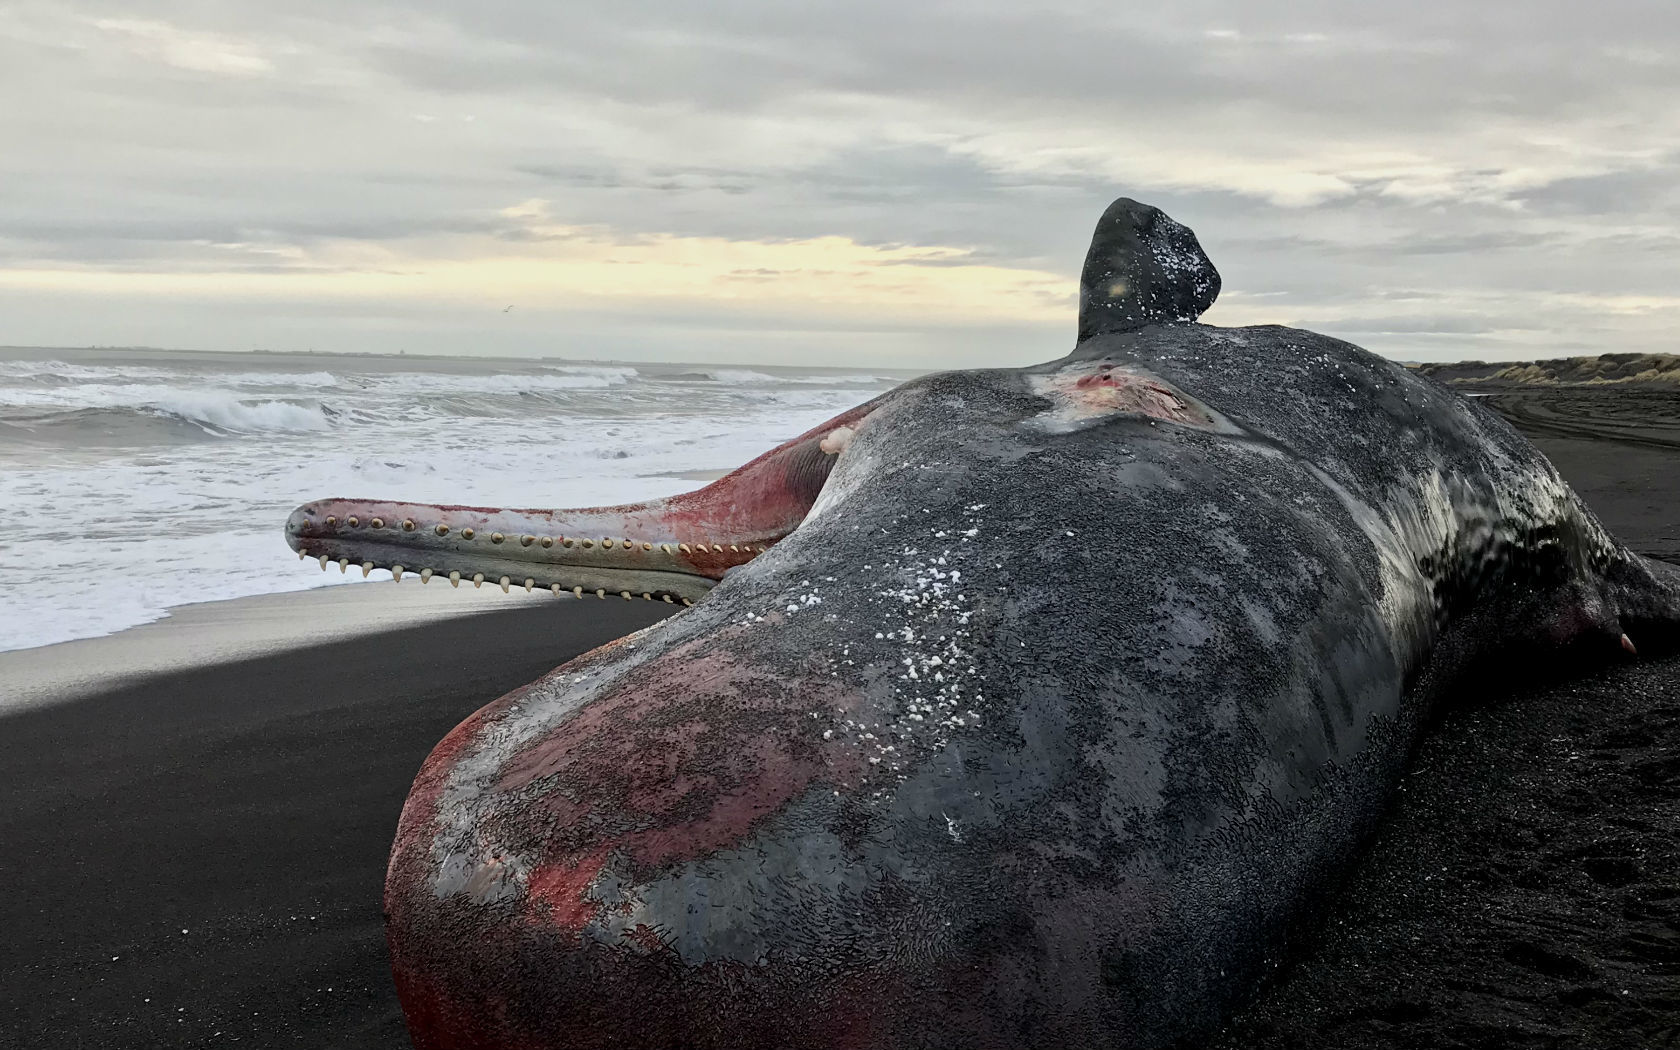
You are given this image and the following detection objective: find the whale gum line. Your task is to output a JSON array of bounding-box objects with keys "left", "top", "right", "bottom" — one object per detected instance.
[{"left": 291, "top": 198, "right": 1680, "bottom": 1048}]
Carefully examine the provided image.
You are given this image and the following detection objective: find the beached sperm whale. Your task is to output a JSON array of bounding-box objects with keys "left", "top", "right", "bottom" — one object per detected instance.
[{"left": 285, "top": 198, "right": 1680, "bottom": 1049}]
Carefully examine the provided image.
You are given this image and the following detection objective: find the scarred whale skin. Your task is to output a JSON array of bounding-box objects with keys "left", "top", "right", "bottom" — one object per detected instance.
[{"left": 305, "top": 199, "right": 1680, "bottom": 1048}]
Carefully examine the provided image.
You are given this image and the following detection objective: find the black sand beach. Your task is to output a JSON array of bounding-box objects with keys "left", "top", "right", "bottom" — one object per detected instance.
[
  {"left": 0, "top": 598, "right": 667, "bottom": 1048},
  {"left": 2, "top": 388, "right": 1676, "bottom": 1049}
]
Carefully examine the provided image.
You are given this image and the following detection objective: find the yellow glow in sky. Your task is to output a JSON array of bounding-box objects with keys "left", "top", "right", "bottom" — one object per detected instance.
[{"left": 0, "top": 210, "right": 1074, "bottom": 326}]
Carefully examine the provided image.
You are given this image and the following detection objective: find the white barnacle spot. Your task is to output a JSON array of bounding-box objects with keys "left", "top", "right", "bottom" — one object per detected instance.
[
  {"left": 846, "top": 507, "right": 990, "bottom": 795},
  {"left": 819, "top": 426, "right": 855, "bottom": 455}
]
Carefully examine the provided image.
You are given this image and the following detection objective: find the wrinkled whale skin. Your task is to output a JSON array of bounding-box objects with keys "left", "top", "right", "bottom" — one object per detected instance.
[{"left": 383, "top": 329, "right": 1677, "bottom": 1048}]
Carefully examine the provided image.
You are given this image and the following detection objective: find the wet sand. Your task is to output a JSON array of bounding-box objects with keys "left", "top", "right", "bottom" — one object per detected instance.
[
  {"left": 0, "top": 593, "right": 669, "bottom": 1048},
  {"left": 1, "top": 387, "right": 1675, "bottom": 1048}
]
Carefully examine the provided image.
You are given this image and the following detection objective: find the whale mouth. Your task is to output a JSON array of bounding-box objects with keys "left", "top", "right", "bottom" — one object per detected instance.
[{"left": 284, "top": 401, "right": 879, "bottom": 604}]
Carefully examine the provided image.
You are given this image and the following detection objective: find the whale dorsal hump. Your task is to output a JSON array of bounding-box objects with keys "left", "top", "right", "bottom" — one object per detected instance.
[{"left": 1077, "top": 197, "right": 1221, "bottom": 343}]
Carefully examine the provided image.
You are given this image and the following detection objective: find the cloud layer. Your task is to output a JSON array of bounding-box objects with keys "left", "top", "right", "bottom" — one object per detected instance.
[{"left": 3, "top": 1, "right": 1678, "bottom": 364}]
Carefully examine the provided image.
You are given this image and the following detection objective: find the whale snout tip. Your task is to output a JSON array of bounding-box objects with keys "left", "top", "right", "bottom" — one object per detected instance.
[{"left": 284, "top": 502, "right": 323, "bottom": 552}]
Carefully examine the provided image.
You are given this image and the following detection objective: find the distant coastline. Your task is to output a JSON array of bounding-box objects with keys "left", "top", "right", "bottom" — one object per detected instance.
[{"left": 1414, "top": 352, "right": 1680, "bottom": 388}]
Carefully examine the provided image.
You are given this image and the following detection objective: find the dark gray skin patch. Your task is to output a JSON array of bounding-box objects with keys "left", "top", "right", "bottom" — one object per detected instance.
[{"left": 379, "top": 201, "right": 1680, "bottom": 1050}]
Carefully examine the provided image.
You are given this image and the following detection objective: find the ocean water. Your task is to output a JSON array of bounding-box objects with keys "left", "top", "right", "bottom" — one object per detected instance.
[{"left": 0, "top": 348, "right": 913, "bottom": 653}]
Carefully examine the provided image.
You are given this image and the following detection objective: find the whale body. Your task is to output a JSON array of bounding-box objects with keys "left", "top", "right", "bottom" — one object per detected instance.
[{"left": 285, "top": 198, "right": 1680, "bottom": 1048}]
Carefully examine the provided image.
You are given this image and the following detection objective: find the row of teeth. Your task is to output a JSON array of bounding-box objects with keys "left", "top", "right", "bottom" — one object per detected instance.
[
  {"left": 297, "top": 550, "right": 696, "bottom": 605},
  {"left": 317, "top": 515, "right": 766, "bottom": 557}
]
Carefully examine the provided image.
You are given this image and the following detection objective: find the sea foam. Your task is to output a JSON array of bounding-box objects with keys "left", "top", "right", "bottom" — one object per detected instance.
[{"left": 0, "top": 351, "right": 911, "bottom": 653}]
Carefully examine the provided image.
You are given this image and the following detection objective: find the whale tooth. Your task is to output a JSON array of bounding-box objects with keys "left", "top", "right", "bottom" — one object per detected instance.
[
  {"left": 641, "top": 592, "right": 652, "bottom": 601},
  {"left": 392, "top": 566, "right": 404, "bottom": 582},
  {"left": 325, "top": 516, "right": 336, "bottom": 527},
  {"left": 338, "top": 558, "right": 350, "bottom": 573},
  {"left": 679, "top": 543, "right": 691, "bottom": 554},
  {"left": 663, "top": 594, "right": 674, "bottom": 603},
  {"left": 462, "top": 528, "right": 475, "bottom": 540},
  {"left": 712, "top": 545, "right": 724, "bottom": 554},
  {"left": 491, "top": 532, "right": 504, "bottom": 544},
  {"left": 523, "top": 578, "right": 534, "bottom": 592},
  {"left": 660, "top": 543, "right": 672, "bottom": 555},
  {"left": 521, "top": 535, "right": 534, "bottom": 547},
  {"left": 347, "top": 516, "right": 359, "bottom": 527},
  {"left": 472, "top": 573, "right": 485, "bottom": 588},
  {"left": 1622, "top": 633, "right": 1638, "bottom": 655},
  {"left": 573, "top": 586, "right": 583, "bottom": 598},
  {"left": 642, "top": 542, "right": 652, "bottom": 552},
  {"left": 499, "top": 576, "right": 510, "bottom": 593},
  {"left": 550, "top": 584, "right": 561, "bottom": 595},
  {"left": 681, "top": 597, "right": 694, "bottom": 606},
  {"left": 449, "top": 571, "right": 461, "bottom": 587},
  {"left": 318, "top": 555, "right": 329, "bottom": 570},
  {"left": 402, "top": 519, "right": 415, "bottom": 531},
  {"left": 420, "top": 568, "right": 433, "bottom": 583},
  {"left": 298, "top": 549, "right": 308, "bottom": 561},
  {"left": 620, "top": 591, "right": 631, "bottom": 600},
  {"left": 435, "top": 524, "right": 449, "bottom": 537},
  {"left": 595, "top": 589, "right": 606, "bottom": 599},
  {"left": 370, "top": 517, "right": 383, "bottom": 529},
  {"left": 602, "top": 539, "right": 614, "bottom": 549},
  {"left": 361, "top": 562, "right": 373, "bottom": 577}
]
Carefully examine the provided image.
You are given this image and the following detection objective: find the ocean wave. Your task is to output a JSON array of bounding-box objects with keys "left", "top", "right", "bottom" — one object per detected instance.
[
  {"left": 0, "top": 360, "right": 176, "bottom": 385},
  {"left": 653, "top": 368, "right": 897, "bottom": 387},
  {"left": 0, "top": 350, "right": 912, "bottom": 654},
  {"left": 707, "top": 369, "right": 783, "bottom": 385},
  {"left": 0, "top": 391, "right": 330, "bottom": 441},
  {"left": 539, "top": 364, "right": 641, "bottom": 382},
  {"left": 0, "top": 406, "right": 226, "bottom": 447},
  {"left": 152, "top": 391, "right": 330, "bottom": 433},
  {"left": 781, "top": 373, "right": 900, "bottom": 386},
  {"left": 0, "top": 361, "right": 337, "bottom": 388},
  {"left": 364, "top": 369, "right": 634, "bottom": 396},
  {"left": 218, "top": 370, "right": 341, "bottom": 389}
]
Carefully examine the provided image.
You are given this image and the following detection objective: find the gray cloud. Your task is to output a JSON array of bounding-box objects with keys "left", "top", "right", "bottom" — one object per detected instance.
[{"left": 2, "top": 0, "right": 1679, "bottom": 363}]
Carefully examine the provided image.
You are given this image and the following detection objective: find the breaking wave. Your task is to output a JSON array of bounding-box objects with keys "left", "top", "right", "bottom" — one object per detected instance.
[
  {"left": 0, "top": 393, "right": 330, "bottom": 444},
  {"left": 0, "top": 349, "right": 916, "bottom": 652}
]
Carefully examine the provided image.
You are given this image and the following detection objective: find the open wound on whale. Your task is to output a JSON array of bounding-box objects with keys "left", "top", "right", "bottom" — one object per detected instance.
[
  {"left": 283, "top": 400, "right": 880, "bottom": 604},
  {"left": 1027, "top": 360, "right": 1223, "bottom": 432}
]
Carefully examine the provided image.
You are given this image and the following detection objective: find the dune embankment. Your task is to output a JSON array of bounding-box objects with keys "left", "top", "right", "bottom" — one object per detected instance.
[{"left": 1415, "top": 352, "right": 1680, "bottom": 388}]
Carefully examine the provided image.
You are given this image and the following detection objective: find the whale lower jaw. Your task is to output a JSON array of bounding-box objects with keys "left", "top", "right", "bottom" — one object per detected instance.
[
  {"left": 283, "top": 400, "right": 884, "bottom": 604},
  {"left": 291, "top": 535, "right": 714, "bottom": 602},
  {"left": 284, "top": 496, "right": 779, "bottom": 603}
]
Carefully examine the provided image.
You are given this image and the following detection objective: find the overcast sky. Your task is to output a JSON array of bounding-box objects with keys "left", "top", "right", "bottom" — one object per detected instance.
[{"left": 3, "top": 1, "right": 1677, "bottom": 367}]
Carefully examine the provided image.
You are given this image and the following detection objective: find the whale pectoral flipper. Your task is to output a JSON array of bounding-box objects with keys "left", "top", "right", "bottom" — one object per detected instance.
[{"left": 1608, "top": 552, "right": 1680, "bottom": 656}]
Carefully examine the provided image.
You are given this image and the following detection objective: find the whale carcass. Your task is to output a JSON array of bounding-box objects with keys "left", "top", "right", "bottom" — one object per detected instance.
[{"left": 285, "top": 197, "right": 1680, "bottom": 1048}]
